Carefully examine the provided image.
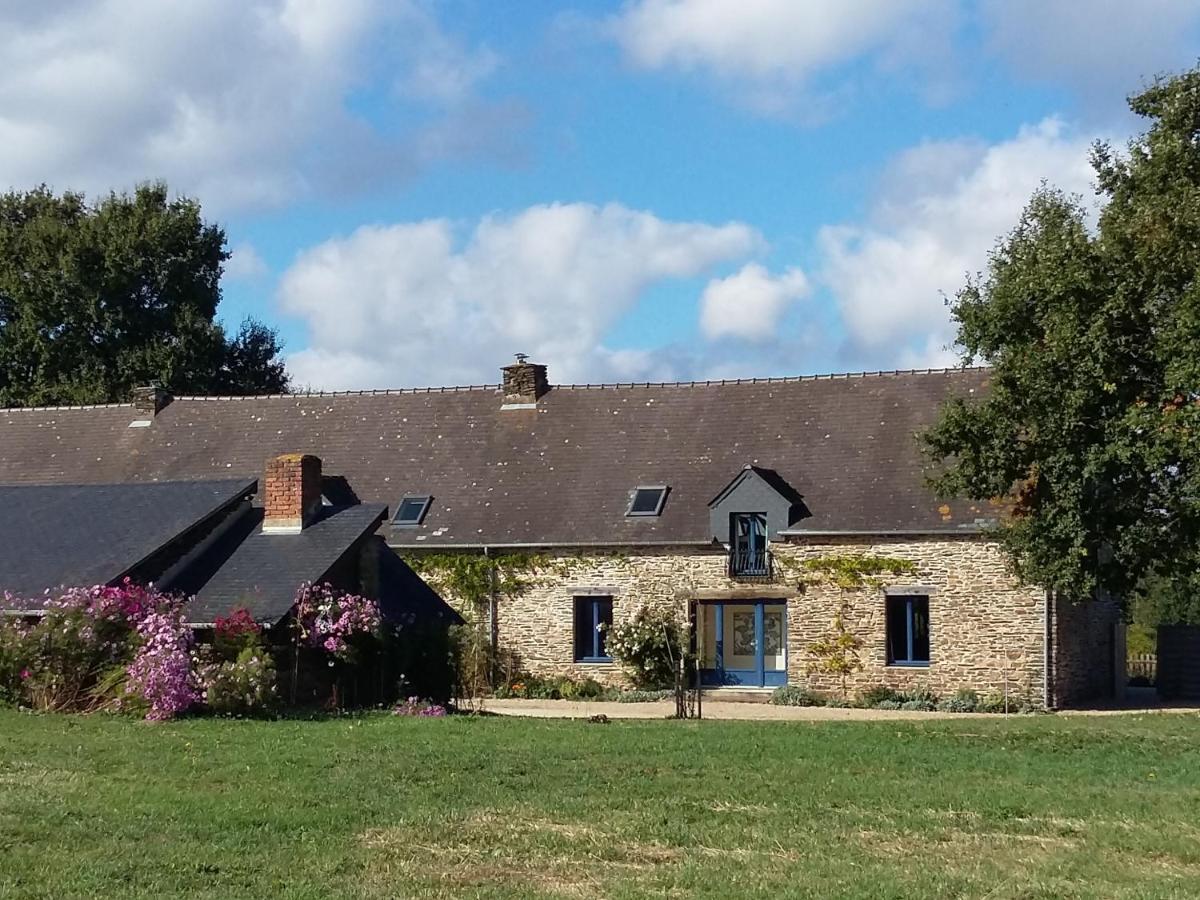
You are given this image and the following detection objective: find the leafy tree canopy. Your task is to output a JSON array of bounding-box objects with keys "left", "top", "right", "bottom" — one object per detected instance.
[
  {"left": 926, "top": 68, "right": 1200, "bottom": 603},
  {"left": 0, "top": 183, "right": 288, "bottom": 407}
]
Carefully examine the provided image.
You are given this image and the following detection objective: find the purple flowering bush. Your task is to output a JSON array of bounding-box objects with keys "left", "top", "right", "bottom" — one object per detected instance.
[
  {"left": 294, "top": 582, "right": 381, "bottom": 660},
  {"left": 124, "top": 607, "right": 199, "bottom": 721},
  {"left": 0, "top": 582, "right": 197, "bottom": 719}
]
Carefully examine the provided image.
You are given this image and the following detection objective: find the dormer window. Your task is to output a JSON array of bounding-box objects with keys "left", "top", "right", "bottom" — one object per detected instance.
[
  {"left": 626, "top": 486, "right": 668, "bottom": 517},
  {"left": 393, "top": 495, "right": 431, "bottom": 527}
]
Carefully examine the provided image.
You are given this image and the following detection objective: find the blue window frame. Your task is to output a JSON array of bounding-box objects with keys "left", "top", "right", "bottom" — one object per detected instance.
[
  {"left": 573, "top": 596, "right": 613, "bottom": 662},
  {"left": 886, "top": 594, "right": 930, "bottom": 666},
  {"left": 730, "top": 512, "right": 769, "bottom": 575}
]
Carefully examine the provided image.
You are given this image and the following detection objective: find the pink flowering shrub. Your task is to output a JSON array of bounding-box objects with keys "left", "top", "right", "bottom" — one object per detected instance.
[
  {"left": 124, "top": 606, "right": 198, "bottom": 721},
  {"left": 392, "top": 696, "right": 448, "bottom": 717},
  {"left": 0, "top": 582, "right": 198, "bottom": 720},
  {"left": 294, "top": 583, "right": 381, "bottom": 660}
]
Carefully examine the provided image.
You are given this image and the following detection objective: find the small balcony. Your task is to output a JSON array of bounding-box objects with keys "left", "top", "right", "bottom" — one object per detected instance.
[{"left": 728, "top": 547, "right": 774, "bottom": 580}]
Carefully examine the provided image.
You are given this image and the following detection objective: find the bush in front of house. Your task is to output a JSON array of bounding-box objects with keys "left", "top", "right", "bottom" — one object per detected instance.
[
  {"left": 392, "top": 696, "right": 448, "bottom": 717},
  {"left": 613, "top": 689, "right": 674, "bottom": 703},
  {"left": 770, "top": 685, "right": 826, "bottom": 707},
  {"left": 293, "top": 582, "right": 381, "bottom": 659},
  {"left": 197, "top": 609, "right": 277, "bottom": 716},
  {"left": 602, "top": 605, "right": 689, "bottom": 689},
  {"left": 198, "top": 647, "right": 277, "bottom": 716},
  {"left": 937, "top": 688, "right": 981, "bottom": 713},
  {"left": 494, "top": 673, "right": 607, "bottom": 700},
  {"left": 0, "top": 583, "right": 198, "bottom": 720},
  {"left": 857, "top": 685, "right": 900, "bottom": 707}
]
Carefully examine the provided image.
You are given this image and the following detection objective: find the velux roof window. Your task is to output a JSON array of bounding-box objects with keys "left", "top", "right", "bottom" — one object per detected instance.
[
  {"left": 393, "top": 495, "right": 432, "bottom": 527},
  {"left": 626, "top": 486, "right": 668, "bottom": 517}
]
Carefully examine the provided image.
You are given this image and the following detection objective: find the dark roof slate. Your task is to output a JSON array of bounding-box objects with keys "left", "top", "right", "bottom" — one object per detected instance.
[
  {"left": 0, "top": 369, "right": 994, "bottom": 545},
  {"left": 179, "top": 504, "right": 387, "bottom": 624},
  {"left": 0, "top": 479, "right": 254, "bottom": 601}
]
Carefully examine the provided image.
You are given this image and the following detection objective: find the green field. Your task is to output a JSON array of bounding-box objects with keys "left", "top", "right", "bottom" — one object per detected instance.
[{"left": 2, "top": 710, "right": 1199, "bottom": 898}]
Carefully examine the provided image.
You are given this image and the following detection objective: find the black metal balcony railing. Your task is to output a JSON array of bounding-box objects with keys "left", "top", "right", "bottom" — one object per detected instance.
[{"left": 729, "top": 547, "right": 772, "bottom": 578}]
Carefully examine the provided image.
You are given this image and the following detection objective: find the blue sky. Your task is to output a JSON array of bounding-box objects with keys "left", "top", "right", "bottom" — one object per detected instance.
[{"left": 2, "top": 1, "right": 1199, "bottom": 389}]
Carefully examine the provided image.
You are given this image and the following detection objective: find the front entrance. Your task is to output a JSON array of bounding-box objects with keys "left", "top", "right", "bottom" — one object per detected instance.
[{"left": 698, "top": 600, "right": 787, "bottom": 687}]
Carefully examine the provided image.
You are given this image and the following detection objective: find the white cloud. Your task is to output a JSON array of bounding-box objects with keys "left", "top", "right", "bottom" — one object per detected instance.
[
  {"left": 0, "top": 1, "right": 513, "bottom": 213},
  {"left": 224, "top": 243, "right": 269, "bottom": 281},
  {"left": 699, "top": 263, "right": 809, "bottom": 341},
  {"left": 981, "top": 0, "right": 1200, "bottom": 110},
  {"left": 611, "top": 0, "right": 1200, "bottom": 118},
  {"left": 610, "top": 0, "right": 959, "bottom": 115},
  {"left": 817, "top": 118, "right": 1101, "bottom": 366},
  {"left": 279, "top": 202, "right": 761, "bottom": 389}
]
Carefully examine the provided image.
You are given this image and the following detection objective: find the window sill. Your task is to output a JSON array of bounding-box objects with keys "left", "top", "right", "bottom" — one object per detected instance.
[
  {"left": 575, "top": 658, "right": 613, "bottom": 665},
  {"left": 886, "top": 661, "right": 930, "bottom": 668}
]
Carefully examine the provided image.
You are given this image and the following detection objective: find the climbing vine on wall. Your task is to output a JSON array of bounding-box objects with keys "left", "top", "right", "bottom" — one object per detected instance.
[
  {"left": 804, "top": 604, "right": 863, "bottom": 700},
  {"left": 405, "top": 552, "right": 551, "bottom": 614},
  {"left": 781, "top": 554, "right": 917, "bottom": 589}
]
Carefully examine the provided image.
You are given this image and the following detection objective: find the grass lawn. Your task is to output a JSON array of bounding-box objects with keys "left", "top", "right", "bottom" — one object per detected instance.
[{"left": 2, "top": 711, "right": 1200, "bottom": 898}]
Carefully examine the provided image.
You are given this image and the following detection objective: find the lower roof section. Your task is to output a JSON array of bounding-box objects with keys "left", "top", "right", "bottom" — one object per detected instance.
[{"left": 0, "top": 479, "right": 255, "bottom": 602}]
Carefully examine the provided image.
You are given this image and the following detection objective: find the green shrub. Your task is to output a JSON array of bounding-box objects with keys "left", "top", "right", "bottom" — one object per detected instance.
[
  {"left": 900, "top": 698, "right": 936, "bottom": 711},
  {"left": 199, "top": 647, "right": 277, "bottom": 716},
  {"left": 937, "top": 688, "right": 980, "bottom": 713},
  {"left": 896, "top": 686, "right": 939, "bottom": 706},
  {"left": 0, "top": 620, "right": 30, "bottom": 706},
  {"left": 770, "top": 685, "right": 825, "bottom": 707},
  {"left": 858, "top": 685, "right": 899, "bottom": 707},
  {"left": 874, "top": 699, "right": 901, "bottom": 710},
  {"left": 495, "top": 673, "right": 605, "bottom": 700},
  {"left": 613, "top": 689, "right": 674, "bottom": 703}
]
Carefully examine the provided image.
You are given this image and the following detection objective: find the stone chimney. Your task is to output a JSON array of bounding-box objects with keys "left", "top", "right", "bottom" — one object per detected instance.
[
  {"left": 262, "top": 453, "right": 322, "bottom": 534},
  {"left": 501, "top": 354, "right": 549, "bottom": 408},
  {"left": 131, "top": 383, "right": 171, "bottom": 417}
]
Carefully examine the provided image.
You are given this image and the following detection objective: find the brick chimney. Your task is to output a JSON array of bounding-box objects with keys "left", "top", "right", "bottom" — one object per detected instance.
[
  {"left": 262, "top": 453, "right": 322, "bottom": 534},
  {"left": 131, "top": 383, "right": 171, "bottom": 417},
  {"left": 501, "top": 354, "right": 549, "bottom": 408}
]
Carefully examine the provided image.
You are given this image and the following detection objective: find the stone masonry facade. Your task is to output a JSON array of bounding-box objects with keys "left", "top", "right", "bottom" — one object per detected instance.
[{"left": 414, "top": 535, "right": 1063, "bottom": 706}]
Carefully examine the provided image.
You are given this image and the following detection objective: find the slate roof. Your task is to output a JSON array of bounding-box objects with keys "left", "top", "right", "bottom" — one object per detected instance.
[
  {"left": 0, "top": 479, "right": 254, "bottom": 602},
  {"left": 173, "top": 504, "right": 388, "bottom": 624},
  {"left": 0, "top": 368, "right": 995, "bottom": 546}
]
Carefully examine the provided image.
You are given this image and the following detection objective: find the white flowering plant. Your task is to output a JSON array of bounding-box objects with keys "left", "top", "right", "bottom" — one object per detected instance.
[{"left": 602, "top": 605, "right": 690, "bottom": 689}]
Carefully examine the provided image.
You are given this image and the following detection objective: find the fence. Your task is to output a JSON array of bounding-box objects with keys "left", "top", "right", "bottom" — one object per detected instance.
[{"left": 1127, "top": 653, "right": 1157, "bottom": 683}]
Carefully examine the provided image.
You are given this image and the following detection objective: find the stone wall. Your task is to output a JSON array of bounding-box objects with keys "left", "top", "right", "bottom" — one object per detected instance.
[{"left": 408, "top": 535, "right": 1050, "bottom": 704}]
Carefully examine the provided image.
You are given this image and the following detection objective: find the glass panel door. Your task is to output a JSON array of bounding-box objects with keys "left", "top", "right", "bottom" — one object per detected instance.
[
  {"left": 699, "top": 601, "right": 787, "bottom": 687},
  {"left": 762, "top": 604, "right": 787, "bottom": 686},
  {"left": 724, "top": 605, "right": 758, "bottom": 677}
]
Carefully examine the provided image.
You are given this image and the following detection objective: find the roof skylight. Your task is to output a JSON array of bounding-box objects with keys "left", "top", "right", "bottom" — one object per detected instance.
[
  {"left": 393, "top": 495, "right": 432, "bottom": 527},
  {"left": 626, "top": 486, "right": 668, "bottom": 517}
]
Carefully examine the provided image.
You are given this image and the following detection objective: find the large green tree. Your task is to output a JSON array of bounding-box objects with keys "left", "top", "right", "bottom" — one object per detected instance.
[
  {"left": 926, "top": 68, "right": 1200, "bottom": 604},
  {"left": 0, "top": 183, "right": 288, "bottom": 407}
]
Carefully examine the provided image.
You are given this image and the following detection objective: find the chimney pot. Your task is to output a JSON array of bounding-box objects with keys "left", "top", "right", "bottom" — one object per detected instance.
[
  {"left": 501, "top": 356, "right": 549, "bottom": 407},
  {"left": 263, "top": 453, "right": 322, "bottom": 533}
]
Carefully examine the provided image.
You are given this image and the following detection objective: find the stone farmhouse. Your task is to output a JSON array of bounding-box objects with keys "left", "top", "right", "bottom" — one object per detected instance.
[{"left": 0, "top": 359, "right": 1122, "bottom": 707}]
